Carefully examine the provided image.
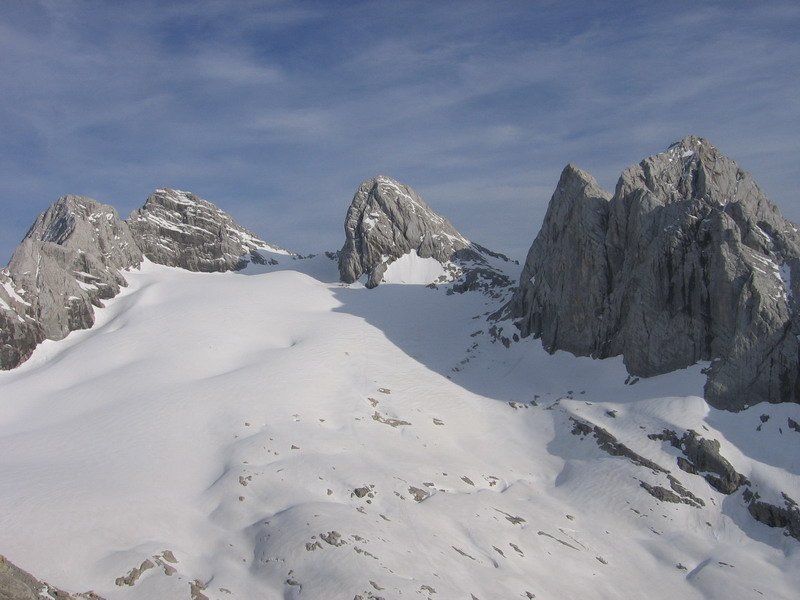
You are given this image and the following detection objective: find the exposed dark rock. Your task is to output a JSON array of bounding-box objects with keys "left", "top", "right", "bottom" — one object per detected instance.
[
  {"left": 0, "top": 271, "right": 42, "bottom": 370},
  {"left": 509, "top": 165, "right": 612, "bottom": 355},
  {"left": 743, "top": 489, "right": 800, "bottom": 540},
  {"left": 2, "top": 189, "right": 288, "bottom": 371},
  {"left": 570, "top": 417, "right": 667, "bottom": 473},
  {"left": 667, "top": 475, "right": 705, "bottom": 507},
  {"left": 639, "top": 481, "right": 688, "bottom": 505},
  {"left": 128, "top": 188, "right": 273, "bottom": 272},
  {"left": 508, "top": 136, "right": 800, "bottom": 410},
  {"left": 8, "top": 195, "right": 141, "bottom": 341},
  {"left": 1, "top": 196, "right": 141, "bottom": 370},
  {"left": 319, "top": 531, "right": 346, "bottom": 547},
  {"left": 638, "top": 476, "right": 704, "bottom": 508},
  {"left": 338, "top": 176, "right": 470, "bottom": 288}
]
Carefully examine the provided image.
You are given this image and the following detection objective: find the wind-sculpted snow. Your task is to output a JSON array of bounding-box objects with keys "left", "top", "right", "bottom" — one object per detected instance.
[
  {"left": 508, "top": 136, "right": 800, "bottom": 410},
  {"left": 0, "top": 256, "right": 797, "bottom": 599}
]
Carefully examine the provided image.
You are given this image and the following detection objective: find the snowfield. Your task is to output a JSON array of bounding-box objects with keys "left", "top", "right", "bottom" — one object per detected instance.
[{"left": 0, "top": 252, "right": 798, "bottom": 600}]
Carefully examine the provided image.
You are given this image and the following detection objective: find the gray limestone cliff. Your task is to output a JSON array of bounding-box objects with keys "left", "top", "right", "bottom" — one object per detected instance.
[
  {"left": 508, "top": 136, "right": 800, "bottom": 410},
  {"left": 511, "top": 165, "right": 612, "bottom": 356},
  {"left": 0, "top": 554, "right": 102, "bottom": 599},
  {"left": 338, "top": 175, "right": 513, "bottom": 293},
  {"left": 1, "top": 195, "right": 141, "bottom": 370},
  {"left": 339, "top": 176, "right": 471, "bottom": 288},
  {"left": 1, "top": 188, "right": 282, "bottom": 371},
  {"left": 128, "top": 188, "right": 271, "bottom": 272}
]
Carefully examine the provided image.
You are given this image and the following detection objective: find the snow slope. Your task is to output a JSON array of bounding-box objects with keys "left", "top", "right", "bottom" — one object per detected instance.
[
  {"left": 0, "top": 252, "right": 798, "bottom": 600},
  {"left": 381, "top": 250, "right": 447, "bottom": 285}
]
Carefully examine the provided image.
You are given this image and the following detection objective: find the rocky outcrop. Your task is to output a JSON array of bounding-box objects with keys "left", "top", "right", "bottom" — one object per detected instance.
[
  {"left": 0, "top": 553, "right": 103, "bottom": 599},
  {"left": 0, "top": 196, "right": 141, "bottom": 370},
  {"left": 338, "top": 175, "right": 514, "bottom": 294},
  {"left": 128, "top": 188, "right": 271, "bottom": 272},
  {"left": 649, "top": 429, "right": 747, "bottom": 494},
  {"left": 2, "top": 188, "right": 283, "bottom": 371},
  {"left": 511, "top": 165, "right": 612, "bottom": 355},
  {"left": 508, "top": 136, "right": 800, "bottom": 410}
]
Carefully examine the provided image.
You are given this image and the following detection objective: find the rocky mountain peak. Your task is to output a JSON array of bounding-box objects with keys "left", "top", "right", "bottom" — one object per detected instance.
[
  {"left": 1, "top": 187, "right": 288, "bottom": 371},
  {"left": 338, "top": 175, "right": 474, "bottom": 288},
  {"left": 508, "top": 137, "right": 800, "bottom": 410},
  {"left": 6, "top": 195, "right": 141, "bottom": 343},
  {"left": 128, "top": 188, "right": 272, "bottom": 272}
]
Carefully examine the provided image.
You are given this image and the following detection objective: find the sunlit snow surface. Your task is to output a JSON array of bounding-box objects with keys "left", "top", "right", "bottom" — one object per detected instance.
[
  {"left": 382, "top": 250, "right": 446, "bottom": 285},
  {"left": 0, "top": 253, "right": 798, "bottom": 600}
]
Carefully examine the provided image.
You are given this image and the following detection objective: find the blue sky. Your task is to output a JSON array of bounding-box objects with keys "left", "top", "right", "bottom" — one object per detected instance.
[{"left": 1, "top": 1, "right": 798, "bottom": 262}]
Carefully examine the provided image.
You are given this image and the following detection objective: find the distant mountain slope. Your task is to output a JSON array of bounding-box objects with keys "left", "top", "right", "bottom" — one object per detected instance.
[{"left": 506, "top": 136, "right": 800, "bottom": 410}]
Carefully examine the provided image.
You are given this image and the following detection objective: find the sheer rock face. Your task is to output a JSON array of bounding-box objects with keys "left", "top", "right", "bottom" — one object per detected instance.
[
  {"left": 512, "top": 165, "right": 612, "bottom": 355},
  {"left": 338, "top": 176, "right": 472, "bottom": 288},
  {"left": 128, "top": 188, "right": 269, "bottom": 272},
  {"left": 5, "top": 195, "right": 141, "bottom": 352},
  {"left": 509, "top": 136, "right": 800, "bottom": 410}
]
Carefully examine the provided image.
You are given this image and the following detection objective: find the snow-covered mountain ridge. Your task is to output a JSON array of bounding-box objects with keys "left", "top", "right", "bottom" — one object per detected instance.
[{"left": 0, "top": 139, "right": 798, "bottom": 599}]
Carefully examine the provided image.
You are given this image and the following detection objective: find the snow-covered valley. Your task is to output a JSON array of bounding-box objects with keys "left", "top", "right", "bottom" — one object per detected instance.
[{"left": 1, "top": 250, "right": 798, "bottom": 600}]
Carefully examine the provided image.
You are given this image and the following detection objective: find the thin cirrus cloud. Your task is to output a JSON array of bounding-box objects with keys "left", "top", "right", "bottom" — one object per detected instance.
[{"left": 0, "top": 1, "right": 798, "bottom": 262}]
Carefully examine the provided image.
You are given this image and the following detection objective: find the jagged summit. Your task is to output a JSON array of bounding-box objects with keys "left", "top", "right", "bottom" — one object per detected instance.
[
  {"left": 7, "top": 195, "right": 140, "bottom": 339},
  {"left": 128, "top": 188, "right": 285, "bottom": 272},
  {"left": 509, "top": 163, "right": 611, "bottom": 356},
  {"left": 338, "top": 175, "right": 514, "bottom": 294},
  {"left": 338, "top": 175, "right": 471, "bottom": 288},
  {"left": 508, "top": 136, "right": 800, "bottom": 410}
]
